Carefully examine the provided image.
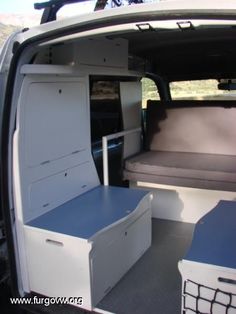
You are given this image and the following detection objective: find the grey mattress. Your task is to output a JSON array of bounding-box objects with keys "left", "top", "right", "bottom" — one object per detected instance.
[{"left": 125, "top": 151, "right": 236, "bottom": 190}]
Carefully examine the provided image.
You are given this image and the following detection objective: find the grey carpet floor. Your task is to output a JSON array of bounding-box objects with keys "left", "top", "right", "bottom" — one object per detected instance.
[
  {"left": 5, "top": 219, "right": 194, "bottom": 314},
  {"left": 97, "top": 218, "right": 195, "bottom": 314}
]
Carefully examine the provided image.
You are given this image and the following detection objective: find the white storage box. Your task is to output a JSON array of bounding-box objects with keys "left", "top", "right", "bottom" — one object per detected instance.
[
  {"left": 179, "top": 200, "right": 236, "bottom": 314},
  {"left": 24, "top": 186, "right": 152, "bottom": 310}
]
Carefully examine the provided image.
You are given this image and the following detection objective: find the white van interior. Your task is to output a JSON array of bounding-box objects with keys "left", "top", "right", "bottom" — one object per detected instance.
[{"left": 6, "top": 15, "right": 236, "bottom": 314}]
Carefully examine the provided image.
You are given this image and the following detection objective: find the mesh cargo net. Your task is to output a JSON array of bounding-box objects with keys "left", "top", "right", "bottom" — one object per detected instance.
[{"left": 183, "top": 279, "right": 236, "bottom": 313}]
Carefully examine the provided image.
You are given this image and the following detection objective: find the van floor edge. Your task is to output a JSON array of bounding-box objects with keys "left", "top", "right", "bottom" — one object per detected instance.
[{"left": 97, "top": 218, "right": 195, "bottom": 314}]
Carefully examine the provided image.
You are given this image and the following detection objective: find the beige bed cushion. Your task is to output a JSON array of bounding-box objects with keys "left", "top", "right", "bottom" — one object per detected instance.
[{"left": 125, "top": 151, "right": 236, "bottom": 189}]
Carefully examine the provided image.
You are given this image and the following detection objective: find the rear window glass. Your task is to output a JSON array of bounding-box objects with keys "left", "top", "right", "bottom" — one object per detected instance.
[{"left": 170, "top": 79, "right": 236, "bottom": 100}]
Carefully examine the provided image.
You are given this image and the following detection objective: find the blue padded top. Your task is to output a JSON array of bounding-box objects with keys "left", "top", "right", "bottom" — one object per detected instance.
[
  {"left": 185, "top": 200, "right": 236, "bottom": 269},
  {"left": 27, "top": 186, "right": 149, "bottom": 240}
]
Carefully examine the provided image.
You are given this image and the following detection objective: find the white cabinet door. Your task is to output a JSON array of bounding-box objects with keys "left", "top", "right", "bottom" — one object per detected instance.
[
  {"left": 123, "top": 210, "right": 152, "bottom": 270},
  {"left": 91, "top": 231, "right": 127, "bottom": 306},
  {"left": 91, "top": 209, "right": 151, "bottom": 306}
]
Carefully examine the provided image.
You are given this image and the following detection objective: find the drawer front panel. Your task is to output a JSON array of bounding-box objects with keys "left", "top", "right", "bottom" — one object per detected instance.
[{"left": 24, "top": 226, "right": 93, "bottom": 310}]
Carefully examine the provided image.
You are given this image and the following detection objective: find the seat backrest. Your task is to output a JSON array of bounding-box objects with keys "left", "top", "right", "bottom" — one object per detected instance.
[{"left": 146, "top": 100, "right": 236, "bottom": 155}]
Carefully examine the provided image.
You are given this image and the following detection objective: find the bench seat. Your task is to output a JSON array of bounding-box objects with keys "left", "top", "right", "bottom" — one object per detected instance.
[
  {"left": 184, "top": 200, "right": 236, "bottom": 268},
  {"left": 24, "top": 185, "right": 152, "bottom": 309},
  {"left": 27, "top": 185, "right": 150, "bottom": 240},
  {"left": 124, "top": 101, "right": 236, "bottom": 192}
]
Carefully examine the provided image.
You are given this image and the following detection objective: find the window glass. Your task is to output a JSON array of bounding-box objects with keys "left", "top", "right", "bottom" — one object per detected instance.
[
  {"left": 170, "top": 79, "right": 236, "bottom": 100},
  {"left": 141, "top": 78, "right": 160, "bottom": 108},
  {"left": 91, "top": 81, "right": 119, "bottom": 100}
]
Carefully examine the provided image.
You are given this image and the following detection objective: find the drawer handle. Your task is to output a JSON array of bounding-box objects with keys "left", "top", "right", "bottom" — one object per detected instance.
[
  {"left": 218, "top": 277, "right": 236, "bottom": 285},
  {"left": 46, "top": 239, "right": 63, "bottom": 247}
]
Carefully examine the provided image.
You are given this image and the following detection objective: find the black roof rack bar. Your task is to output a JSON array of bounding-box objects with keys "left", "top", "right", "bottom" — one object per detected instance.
[
  {"left": 34, "top": 0, "right": 89, "bottom": 10},
  {"left": 34, "top": 0, "right": 144, "bottom": 24},
  {"left": 34, "top": 0, "right": 90, "bottom": 24},
  {"left": 94, "top": 0, "right": 108, "bottom": 11}
]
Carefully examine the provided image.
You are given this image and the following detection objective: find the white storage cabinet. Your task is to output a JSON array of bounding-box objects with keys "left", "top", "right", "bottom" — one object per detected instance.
[{"left": 13, "top": 69, "right": 152, "bottom": 311}]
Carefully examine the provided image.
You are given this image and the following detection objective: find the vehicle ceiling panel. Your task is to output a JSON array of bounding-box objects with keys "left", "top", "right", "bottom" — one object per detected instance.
[{"left": 113, "top": 26, "right": 236, "bottom": 80}]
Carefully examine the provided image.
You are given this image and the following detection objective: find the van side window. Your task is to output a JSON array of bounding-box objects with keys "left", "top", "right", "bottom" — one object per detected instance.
[
  {"left": 141, "top": 78, "right": 160, "bottom": 108},
  {"left": 170, "top": 79, "right": 236, "bottom": 100}
]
